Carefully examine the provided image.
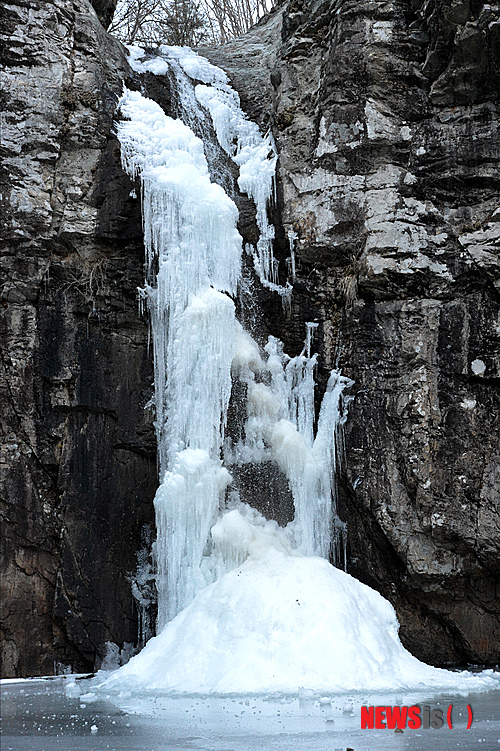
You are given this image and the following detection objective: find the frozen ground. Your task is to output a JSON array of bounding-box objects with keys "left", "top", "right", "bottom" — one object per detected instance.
[{"left": 1, "top": 676, "right": 499, "bottom": 751}]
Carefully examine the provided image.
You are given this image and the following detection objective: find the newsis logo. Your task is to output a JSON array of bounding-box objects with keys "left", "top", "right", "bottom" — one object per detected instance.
[{"left": 361, "top": 704, "right": 473, "bottom": 730}]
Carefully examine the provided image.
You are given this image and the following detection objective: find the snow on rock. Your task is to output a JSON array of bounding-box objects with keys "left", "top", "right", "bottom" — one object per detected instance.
[
  {"left": 160, "top": 45, "right": 229, "bottom": 85},
  {"left": 127, "top": 45, "right": 228, "bottom": 84},
  {"left": 126, "top": 46, "right": 170, "bottom": 76}
]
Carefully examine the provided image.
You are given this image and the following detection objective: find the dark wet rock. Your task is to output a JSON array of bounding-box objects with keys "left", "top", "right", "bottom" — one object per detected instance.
[{"left": 91, "top": 0, "right": 117, "bottom": 29}]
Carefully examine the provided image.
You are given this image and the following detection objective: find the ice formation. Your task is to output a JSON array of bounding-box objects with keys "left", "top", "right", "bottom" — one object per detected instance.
[
  {"left": 118, "top": 88, "right": 240, "bottom": 627},
  {"left": 227, "top": 326, "right": 352, "bottom": 558},
  {"left": 110, "top": 47, "right": 500, "bottom": 696},
  {"left": 102, "top": 546, "right": 499, "bottom": 694},
  {"left": 194, "top": 77, "right": 292, "bottom": 305},
  {"left": 129, "top": 44, "right": 293, "bottom": 305},
  {"left": 117, "top": 54, "right": 349, "bottom": 626},
  {"left": 288, "top": 229, "right": 297, "bottom": 282}
]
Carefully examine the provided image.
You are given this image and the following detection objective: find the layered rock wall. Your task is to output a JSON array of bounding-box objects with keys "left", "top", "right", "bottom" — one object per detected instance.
[
  {"left": 204, "top": 0, "right": 500, "bottom": 664},
  {"left": 1, "top": 0, "right": 156, "bottom": 676}
]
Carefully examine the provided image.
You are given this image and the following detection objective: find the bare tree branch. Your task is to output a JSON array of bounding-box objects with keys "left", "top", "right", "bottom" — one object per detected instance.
[{"left": 109, "top": 0, "right": 275, "bottom": 47}]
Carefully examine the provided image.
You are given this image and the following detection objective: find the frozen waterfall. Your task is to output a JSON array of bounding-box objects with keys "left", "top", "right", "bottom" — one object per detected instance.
[
  {"left": 118, "top": 89, "right": 240, "bottom": 628},
  {"left": 106, "top": 47, "right": 500, "bottom": 696},
  {"left": 117, "top": 50, "right": 352, "bottom": 627}
]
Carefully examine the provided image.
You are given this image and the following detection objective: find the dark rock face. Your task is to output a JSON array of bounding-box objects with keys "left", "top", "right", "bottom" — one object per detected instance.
[
  {"left": 91, "top": 0, "right": 117, "bottom": 29},
  {"left": 204, "top": 0, "right": 500, "bottom": 665},
  {"left": 1, "top": 0, "right": 156, "bottom": 677}
]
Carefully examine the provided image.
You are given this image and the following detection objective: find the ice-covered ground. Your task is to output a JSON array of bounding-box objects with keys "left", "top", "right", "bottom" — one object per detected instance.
[{"left": 2, "top": 676, "right": 499, "bottom": 751}]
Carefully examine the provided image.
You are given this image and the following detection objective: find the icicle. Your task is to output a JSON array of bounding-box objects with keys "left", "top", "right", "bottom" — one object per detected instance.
[
  {"left": 303, "top": 321, "right": 319, "bottom": 359},
  {"left": 117, "top": 87, "right": 241, "bottom": 624},
  {"left": 128, "top": 526, "right": 156, "bottom": 649},
  {"left": 155, "top": 449, "right": 231, "bottom": 628},
  {"left": 287, "top": 229, "right": 297, "bottom": 282}
]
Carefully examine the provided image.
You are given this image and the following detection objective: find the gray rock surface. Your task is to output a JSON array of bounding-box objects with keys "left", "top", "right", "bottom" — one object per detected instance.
[
  {"left": 204, "top": 0, "right": 500, "bottom": 665},
  {"left": 1, "top": 0, "right": 157, "bottom": 677}
]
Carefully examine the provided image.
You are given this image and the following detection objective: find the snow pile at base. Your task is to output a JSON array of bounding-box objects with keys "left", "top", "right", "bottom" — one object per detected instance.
[{"left": 100, "top": 516, "right": 499, "bottom": 694}]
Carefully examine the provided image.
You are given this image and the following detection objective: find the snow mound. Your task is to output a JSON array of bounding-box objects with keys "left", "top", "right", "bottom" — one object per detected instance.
[{"left": 100, "top": 550, "right": 499, "bottom": 695}]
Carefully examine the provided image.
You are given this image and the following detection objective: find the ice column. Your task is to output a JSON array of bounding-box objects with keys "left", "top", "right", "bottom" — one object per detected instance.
[
  {"left": 287, "top": 230, "right": 297, "bottom": 282},
  {"left": 265, "top": 330, "right": 353, "bottom": 557},
  {"left": 192, "top": 76, "right": 292, "bottom": 304},
  {"left": 117, "top": 88, "right": 242, "bottom": 627}
]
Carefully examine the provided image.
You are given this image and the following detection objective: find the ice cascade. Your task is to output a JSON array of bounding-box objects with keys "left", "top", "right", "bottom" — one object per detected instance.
[
  {"left": 227, "top": 325, "right": 352, "bottom": 559},
  {"left": 108, "top": 47, "right": 500, "bottom": 696},
  {"left": 118, "top": 51, "right": 353, "bottom": 627},
  {"left": 129, "top": 44, "right": 293, "bottom": 306},
  {"left": 118, "top": 89, "right": 240, "bottom": 627}
]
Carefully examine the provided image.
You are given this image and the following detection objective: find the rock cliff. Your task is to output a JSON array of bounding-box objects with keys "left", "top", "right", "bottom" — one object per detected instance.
[
  {"left": 203, "top": 0, "right": 500, "bottom": 665},
  {"left": 1, "top": 0, "right": 499, "bottom": 676},
  {"left": 1, "top": 0, "right": 157, "bottom": 676}
]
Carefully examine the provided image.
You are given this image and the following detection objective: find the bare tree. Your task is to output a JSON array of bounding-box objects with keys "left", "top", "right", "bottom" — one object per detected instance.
[
  {"left": 109, "top": 0, "right": 208, "bottom": 46},
  {"left": 109, "top": 0, "right": 274, "bottom": 47},
  {"left": 200, "top": 0, "right": 275, "bottom": 42}
]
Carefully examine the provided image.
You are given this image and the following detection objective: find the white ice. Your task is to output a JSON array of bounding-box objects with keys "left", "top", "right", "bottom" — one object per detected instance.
[
  {"left": 118, "top": 88, "right": 241, "bottom": 626},
  {"left": 127, "top": 44, "right": 293, "bottom": 302},
  {"left": 127, "top": 45, "right": 228, "bottom": 85},
  {"left": 228, "top": 328, "right": 352, "bottom": 558},
  {"left": 160, "top": 45, "right": 229, "bottom": 85},
  {"left": 111, "top": 54, "right": 500, "bottom": 700},
  {"left": 100, "top": 522, "right": 499, "bottom": 694},
  {"left": 155, "top": 449, "right": 231, "bottom": 627},
  {"left": 288, "top": 229, "right": 297, "bottom": 281},
  {"left": 195, "top": 81, "right": 291, "bottom": 301}
]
